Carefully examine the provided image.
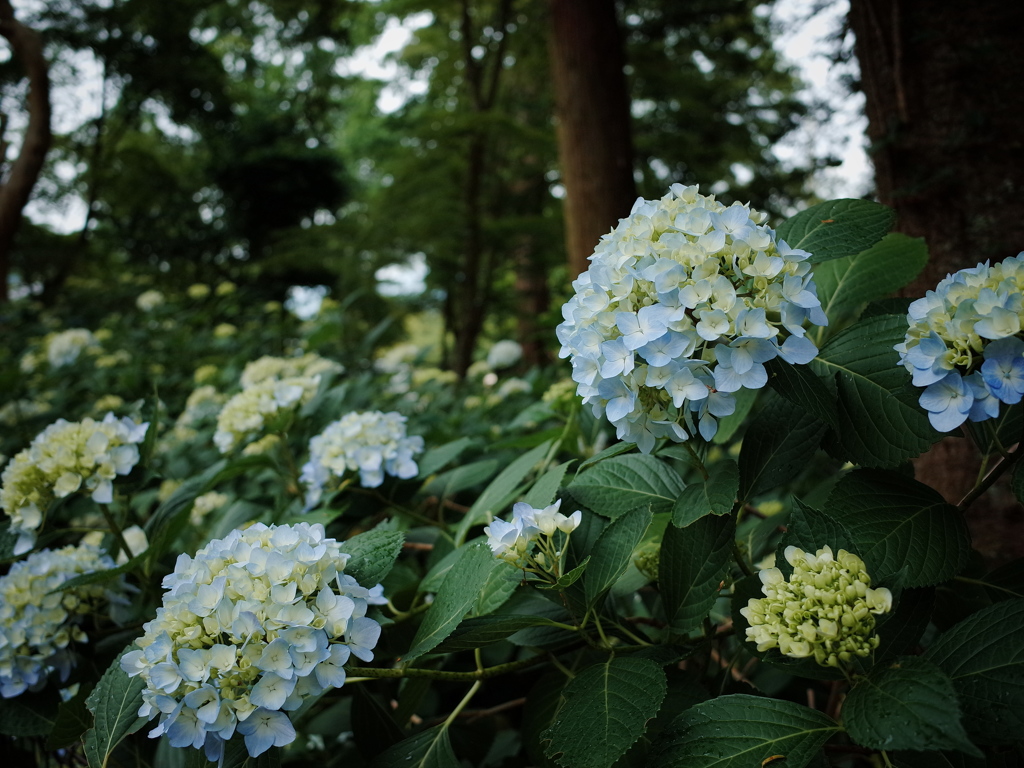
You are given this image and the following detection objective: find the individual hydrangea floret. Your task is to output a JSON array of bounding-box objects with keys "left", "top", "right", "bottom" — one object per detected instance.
[
  {"left": 122, "top": 522, "right": 384, "bottom": 762},
  {"left": 300, "top": 411, "right": 424, "bottom": 507},
  {"left": 484, "top": 499, "right": 581, "bottom": 572},
  {"left": 740, "top": 545, "right": 892, "bottom": 668},
  {"left": 556, "top": 184, "right": 826, "bottom": 452},
  {"left": 240, "top": 354, "right": 344, "bottom": 389},
  {"left": 896, "top": 253, "right": 1024, "bottom": 431},
  {"left": 213, "top": 376, "right": 320, "bottom": 453},
  {"left": 1, "top": 414, "right": 149, "bottom": 555},
  {"left": 1, "top": 543, "right": 128, "bottom": 698}
]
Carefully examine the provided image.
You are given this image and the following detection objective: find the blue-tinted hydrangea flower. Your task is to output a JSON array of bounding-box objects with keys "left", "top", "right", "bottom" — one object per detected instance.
[
  {"left": 896, "top": 253, "right": 1024, "bottom": 431},
  {"left": 740, "top": 546, "right": 891, "bottom": 668},
  {"left": 0, "top": 414, "right": 149, "bottom": 555},
  {"left": 122, "top": 522, "right": 385, "bottom": 762},
  {"left": 556, "top": 184, "right": 826, "bottom": 451},
  {"left": 484, "top": 500, "right": 581, "bottom": 570},
  {"left": 1, "top": 543, "right": 127, "bottom": 698},
  {"left": 300, "top": 411, "right": 424, "bottom": 507}
]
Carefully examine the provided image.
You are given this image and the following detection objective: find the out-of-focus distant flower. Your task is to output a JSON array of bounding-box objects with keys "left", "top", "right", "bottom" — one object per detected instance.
[
  {"left": 214, "top": 323, "right": 237, "bottom": 338},
  {"left": 214, "top": 377, "right": 320, "bottom": 453},
  {"left": 215, "top": 281, "right": 237, "bottom": 296},
  {"left": 240, "top": 354, "right": 343, "bottom": 389},
  {"left": 486, "top": 340, "right": 523, "bottom": 370},
  {"left": 136, "top": 290, "right": 165, "bottom": 312},
  {"left": 187, "top": 283, "right": 211, "bottom": 299}
]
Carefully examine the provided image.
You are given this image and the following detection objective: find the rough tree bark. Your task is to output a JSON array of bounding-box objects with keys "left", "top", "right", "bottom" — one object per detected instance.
[
  {"left": 0, "top": 0, "right": 51, "bottom": 304},
  {"left": 548, "top": 0, "right": 636, "bottom": 277},
  {"left": 849, "top": 0, "right": 1024, "bottom": 563}
]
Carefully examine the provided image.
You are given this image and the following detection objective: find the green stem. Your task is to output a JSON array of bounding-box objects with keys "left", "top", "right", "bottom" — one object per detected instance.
[
  {"left": 957, "top": 441, "right": 1024, "bottom": 512},
  {"left": 683, "top": 441, "right": 710, "bottom": 481},
  {"left": 442, "top": 680, "right": 482, "bottom": 729},
  {"left": 347, "top": 653, "right": 548, "bottom": 681},
  {"left": 732, "top": 541, "right": 755, "bottom": 578},
  {"left": 98, "top": 502, "right": 132, "bottom": 562}
]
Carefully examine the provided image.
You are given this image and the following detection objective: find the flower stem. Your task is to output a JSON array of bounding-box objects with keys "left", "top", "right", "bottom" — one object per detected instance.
[{"left": 347, "top": 653, "right": 549, "bottom": 681}]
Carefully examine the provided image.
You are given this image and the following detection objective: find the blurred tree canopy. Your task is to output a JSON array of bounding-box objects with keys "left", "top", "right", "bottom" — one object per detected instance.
[{"left": 1, "top": 0, "right": 818, "bottom": 368}]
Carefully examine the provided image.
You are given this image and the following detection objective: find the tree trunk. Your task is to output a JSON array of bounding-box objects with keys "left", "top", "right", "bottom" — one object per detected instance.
[
  {"left": 0, "top": 0, "right": 51, "bottom": 304},
  {"left": 547, "top": 0, "right": 636, "bottom": 277},
  {"left": 849, "top": 0, "right": 1024, "bottom": 564}
]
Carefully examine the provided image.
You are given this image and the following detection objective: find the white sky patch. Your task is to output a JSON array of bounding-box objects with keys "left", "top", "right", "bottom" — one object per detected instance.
[{"left": 376, "top": 252, "right": 428, "bottom": 297}]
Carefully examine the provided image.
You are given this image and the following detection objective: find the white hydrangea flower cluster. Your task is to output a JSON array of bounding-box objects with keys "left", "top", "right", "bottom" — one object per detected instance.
[
  {"left": 190, "top": 491, "right": 231, "bottom": 526},
  {"left": 122, "top": 522, "right": 384, "bottom": 761},
  {"left": 240, "top": 354, "right": 343, "bottom": 389},
  {"left": 136, "top": 289, "right": 165, "bottom": 312},
  {"left": 484, "top": 500, "right": 581, "bottom": 571},
  {"left": 896, "top": 253, "right": 1024, "bottom": 431},
  {"left": 486, "top": 340, "right": 523, "bottom": 370},
  {"left": 556, "top": 184, "right": 826, "bottom": 452},
  {"left": 213, "top": 376, "right": 320, "bottom": 453},
  {"left": 300, "top": 411, "right": 424, "bottom": 507},
  {"left": 1, "top": 543, "right": 126, "bottom": 698},
  {"left": 740, "top": 545, "right": 892, "bottom": 668},
  {"left": 21, "top": 328, "right": 101, "bottom": 372},
  {"left": 168, "top": 386, "right": 226, "bottom": 445},
  {"left": 1, "top": 414, "right": 149, "bottom": 555}
]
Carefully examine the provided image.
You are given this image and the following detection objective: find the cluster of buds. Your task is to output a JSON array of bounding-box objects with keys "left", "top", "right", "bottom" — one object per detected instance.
[
  {"left": 213, "top": 376, "right": 320, "bottom": 453},
  {"left": 740, "top": 545, "right": 892, "bottom": 669},
  {"left": 484, "top": 500, "right": 582, "bottom": 579}
]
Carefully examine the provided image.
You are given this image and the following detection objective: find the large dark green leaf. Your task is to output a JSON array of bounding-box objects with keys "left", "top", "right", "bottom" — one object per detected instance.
[
  {"left": 660, "top": 514, "right": 734, "bottom": 633},
  {"left": 433, "top": 614, "right": 567, "bottom": 653},
  {"left": 584, "top": 505, "right": 654, "bottom": 608},
  {"left": 765, "top": 357, "right": 839, "bottom": 430},
  {"left": 339, "top": 528, "right": 405, "bottom": 586},
  {"left": 924, "top": 599, "right": 1024, "bottom": 744},
  {"left": 671, "top": 459, "right": 738, "bottom": 527},
  {"left": 372, "top": 725, "right": 460, "bottom": 768},
  {"left": 568, "top": 454, "right": 684, "bottom": 519},
  {"left": 816, "top": 315, "right": 941, "bottom": 467},
  {"left": 542, "top": 657, "right": 667, "bottom": 768},
  {"left": 843, "top": 656, "right": 980, "bottom": 756},
  {"left": 739, "top": 391, "right": 826, "bottom": 501},
  {"left": 775, "top": 198, "right": 895, "bottom": 264},
  {"left": 84, "top": 647, "right": 147, "bottom": 768}
]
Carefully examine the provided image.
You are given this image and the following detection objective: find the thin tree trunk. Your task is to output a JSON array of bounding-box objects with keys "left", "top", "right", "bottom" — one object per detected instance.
[
  {"left": 849, "top": 0, "right": 1024, "bottom": 564},
  {"left": 0, "top": 0, "right": 51, "bottom": 303},
  {"left": 547, "top": 0, "right": 635, "bottom": 277}
]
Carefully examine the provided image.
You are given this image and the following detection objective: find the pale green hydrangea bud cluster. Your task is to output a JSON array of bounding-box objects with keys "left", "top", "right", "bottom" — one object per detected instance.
[
  {"left": 896, "top": 253, "right": 1024, "bottom": 431},
  {"left": 213, "top": 376, "right": 320, "bottom": 453},
  {"left": 300, "top": 411, "right": 424, "bottom": 507},
  {"left": 239, "top": 353, "right": 343, "bottom": 389},
  {"left": 20, "top": 328, "right": 101, "bottom": 372},
  {"left": 1, "top": 413, "right": 149, "bottom": 555},
  {"left": 741, "top": 546, "right": 892, "bottom": 668},
  {"left": 122, "top": 522, "right": 385, "bottom": 762},
  {"left": 0, "top": 543, "right": 127, "bottom": 698},
  {"left": 556, "top": 184, "right": 826, "bottom": 452},
  {"left": 484, "top": 500, "right": 582, "bottom": 575},
  {"left": 168, "top": 386, "right": 226, "bottom": 445}
]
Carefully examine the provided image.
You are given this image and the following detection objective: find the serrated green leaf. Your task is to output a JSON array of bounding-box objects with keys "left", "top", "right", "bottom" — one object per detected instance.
[
  {"left": 537, "top": 556, "right": 590, "bottom": 591},
  {"left": 474, "top": 560, "right": 520, "bottom": 615},
  {"left": 671, "top": 460, "right": 739, "bottom": 527},
  {"left": 816, "top": 315, "right": 941, "bottom": 467},
  {"left": 765, "top": 358, "right": 839, "bottom": 430},
  {"left": 542, "top": 657, "right": 666, "bottom": 768},
  {"left": 876, "top": 587, "right": 935, "bottom": 660},
  {"left": 924, "top": 599, "right": 1024, "bottom": 744},
  {"left": 660, "top": 514, "right": 734, "bottom": 633},
  {"left": 575, "top": 442, "right": 637, "bottom": 475},
  {"left": 47, "top": 684, "right": 95, "bottom": 749},
  {"left": 433, "top": 614, "right": 567, "bottom": 653},
  {"left": 352, "top": 685, "right": 404, "bottom": 759},
  {"left": 775, "top": 198, "right": 895, "bottom": 264},
  {"left": 584, "top": 505, "right": 654, "bottom": 609},
  {"left": 340, "top": 529, "right": 405, "bottom": 586},
  {"left": 568, "top": 454, "right": 685, "bottom": 519},
  {"left": 522, "top": 460, "right": 574, "bottom": 510},
  {"left": 51, "top": 552, "right": 145, "bottom": 595},
  {"left": 826, "top": 470, "right": 970, "bottom": 587},
  {"left": 372, "top": 724, "right": 459, "bottom": 768},
  {"left": 812, "top": 232, "right": 928, "bottom": 343},
  {"left": 844, "top": 656, "right": 980, "bottom": 756},
  {"left": 0, "top": 689, "right": 58, "bottom": 737},
  {"left": 973, "top": 558, "right": 1024, "bottom": 601},
  {"left": 653, "top": 694, "right": 840, "bottom": 768},
  {"left": 405, "top": 541, "right": 499, "bottom": 661},
  {"left": 891, "top": 750, "right": 986, "bottom": 768},
  {"left": 417, "top": 437, "right": 474, "bottom": 478},
  {"left": 776, "top": 499, "right": 856, "bottom": 578},
  {"left": 455, "top": 441, "right": 551, "bottom": 545},
  {"left": 84, "top": 647, "right": 147, "bottom": 768},
  {"left": 739, "top": 391, "right": 826, "bottom": 501}
]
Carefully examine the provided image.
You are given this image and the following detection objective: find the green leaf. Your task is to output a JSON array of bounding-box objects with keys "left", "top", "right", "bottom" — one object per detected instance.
[
  {"left": 418, "top": 437, "right": 474, "bottom": 478},
  {"left": 876, "top": 587, "right": 935, "bottom": 661},
  {"left": 584, "top": 505, "right": 654, "bottom": 609},
  {"left": 765, "top": 358, "right": 839, "bottom": 431},
  {"left": 776, "top": 499, "right": 856, "bottom": 578},
  {"left": 51, "top": 552, "right": 146, "bottom": 595},
  {"left": 812, "top": 232, "right": 928, "bottom": 341},
  {"left": 891, "top": 751, "right": 986, "bottom": 768},
  {"left": 542, "top": 657, "right": 667, "bottom": 768},
  {"left": 652, "top": 694, "right": 840, "bottom": 768},
  {"left": 660, "top": 514, "right": 735, "bottom": 633},
  {"left": 568, "top": 454, "right": 685, "bottom": 519},
  {"left": 843, "top": 656, "right": 981, "bottom": 756},
  {"left": 340, "top": 529, "right": 405, "bottom": 586},
  {"left": 474, "top": 560, "right": 520, "bottom": 616},
  {"left": 352, "top": 685, "right": 404, "bottom": 759},
  {"left": 0, "top": 689, "right": 58, "bottom": 737},
  {"left": 47, "top": 684, "right": 95, "bottom": 750},
  {"left": 826, "top": 470, "right": 970, "bottom": 587},
  {"left": 671, "top": 459, "right": 739, "bottom": 527},
  {"left": 924, "top": 599, "right": 1024, "bottom": 744},
  {"left": 405, "top": 541, "right": 499, "bottom": 661},
  {"left": 575, "top": 442, "right": 637, "bottom": 475},
  {"left": 522, "top": 460, "right": 574, "bottom": 510},
  {"left": 84, "top": 647, "right": 147, "bottom": 768},
  {"left": 537, "top": 556, "right": 590, "bottom": 591},
  {"left": 422, "top": 459, "right": 500, "bottom": 499},
  {"left": 975, "top": 558, "right": 1024, "bottom": 601},
  {"left": 775, "top": 198, "right": 895, "bottom": 264},
  {"left": 372, "top": 724, "right": 460, "bottom": 768},
  {"left": 739, "top": 391, "right": 826, "bottom": 501},
  {"left": 221, "top": 740, "right": 282, "bottom": 768},
  {"left": 712, "top": 387, "right": 758, "bottom": 444},
  {"left": 433, "top": 615, "right": 567, "bottom": 653},
  {"left": 455, "top": 440, "right": 551, "bottom": 545},
  {"left": 816, "top": 315, "right": 941, "bottom": 467}
]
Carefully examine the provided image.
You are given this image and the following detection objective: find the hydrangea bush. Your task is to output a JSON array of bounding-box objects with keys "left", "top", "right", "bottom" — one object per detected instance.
[{"left": 1, "top": 193, "right": 1023, "bottom": 768}]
